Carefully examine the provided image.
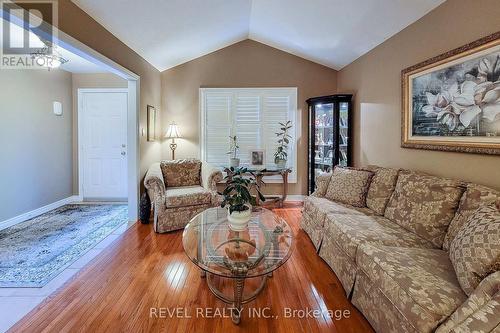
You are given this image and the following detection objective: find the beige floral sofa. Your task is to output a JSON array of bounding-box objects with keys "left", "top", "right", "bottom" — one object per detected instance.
[
  {"left": 144, "top": 159, "right": 223, "bottom": 233},
  {"left": 301, "top": 166, "right": 500, "bottom": 333}
]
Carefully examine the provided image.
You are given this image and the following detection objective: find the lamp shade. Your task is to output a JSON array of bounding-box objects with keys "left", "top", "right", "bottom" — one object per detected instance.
[{"left": 165, "top": 122, "right": 181, "bottom": 139}]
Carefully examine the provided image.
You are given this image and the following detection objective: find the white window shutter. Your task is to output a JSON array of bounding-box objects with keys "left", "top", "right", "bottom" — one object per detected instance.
[
  {"left": 200, "top": 88, "right": 297, "bottom": 183},
  {"left": 235, "top": 95, "right": 261, "bottom": 165},
  {"left": 203, "top": 92, "right": 232, "bottom": 165},
  {"left": 263, "top": 94, "right": 292, "bottom": 169}
]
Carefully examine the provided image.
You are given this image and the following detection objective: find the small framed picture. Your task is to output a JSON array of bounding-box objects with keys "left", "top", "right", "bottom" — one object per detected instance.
[
  {"left": 250, "top": 149, "right": 265, "bottom": 168},
  {"left": 147, "top": 105, "right": 156, "bottom": 142}
]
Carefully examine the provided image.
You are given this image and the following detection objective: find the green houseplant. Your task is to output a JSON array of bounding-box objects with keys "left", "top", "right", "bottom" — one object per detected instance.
[
  {"left": 274, "top": 121, "right": 292, "bottom": 169},
  {"left": 220, "top": 167, "right": 266, "bottom": 230},
  {"left": 227, "top": 135, "right": 240, "bottom": 168}
]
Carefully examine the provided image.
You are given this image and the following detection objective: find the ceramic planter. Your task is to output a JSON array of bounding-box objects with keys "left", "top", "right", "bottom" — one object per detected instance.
[
  {"left": 275, "top": 159, "right": 287, "bottom": 169},
  {"left": 230, "top": 158, "right": 240, "bottom": 168},
  {"left": 227, "top": 206, "right": 252, "bottom": 231}
]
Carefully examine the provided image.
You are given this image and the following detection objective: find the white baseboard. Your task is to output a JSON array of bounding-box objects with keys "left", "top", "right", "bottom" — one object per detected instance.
[
  {"left": 285, "top": 195, "right": 305, "bottom": 202},
  {"left": 0, "top": 195, "right": 81, "bottom": 231}
]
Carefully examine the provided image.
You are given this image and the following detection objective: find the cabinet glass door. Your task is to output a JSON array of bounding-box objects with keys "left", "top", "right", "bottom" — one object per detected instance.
[
  {"left": 338, "top": 102, "right": 349, "bottom": 166},
  {"left": 314, "top": 103, "right": 334, "bottom": 183}
]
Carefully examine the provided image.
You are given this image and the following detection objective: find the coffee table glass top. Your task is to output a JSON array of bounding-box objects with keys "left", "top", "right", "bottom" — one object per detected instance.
[{"left": 182, "top": 207, "right": 293, "bottom": 278}]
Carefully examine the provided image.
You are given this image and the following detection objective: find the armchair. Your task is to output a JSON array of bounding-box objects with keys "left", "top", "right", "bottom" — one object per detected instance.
[{"left": 144, "top": 159, "right": 223, "bottom": 233}]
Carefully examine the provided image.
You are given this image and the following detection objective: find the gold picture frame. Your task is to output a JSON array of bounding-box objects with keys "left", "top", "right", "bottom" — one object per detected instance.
[{"left": 401, "top": 31, "right": 500, "bottom": 155}]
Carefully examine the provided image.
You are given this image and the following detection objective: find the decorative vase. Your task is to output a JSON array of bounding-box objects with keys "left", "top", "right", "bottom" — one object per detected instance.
[
  {"left": 139, "top": 192, "right": 151, "bottom": 224},
  {"left": 227, "top": 206, "right": 252, "bottom": 231},
  {"left": 275, "top": 159, "right": 287, "bottom": 169},
  {"left": 230, "top": 158, "right": 240, "bottom": 168}
]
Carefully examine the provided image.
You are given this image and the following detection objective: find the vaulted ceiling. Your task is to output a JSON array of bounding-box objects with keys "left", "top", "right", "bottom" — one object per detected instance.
[{"left": 72, "top": 0, "right": 445, "bottom": 72}]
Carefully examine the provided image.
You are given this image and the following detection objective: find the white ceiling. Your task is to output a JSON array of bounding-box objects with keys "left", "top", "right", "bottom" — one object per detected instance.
[
  {"left": 72, "top": 0, "right": 445, "bottom": 71},
  {"left": 2, "top": 18, "right": 106, "bottom": 73}
]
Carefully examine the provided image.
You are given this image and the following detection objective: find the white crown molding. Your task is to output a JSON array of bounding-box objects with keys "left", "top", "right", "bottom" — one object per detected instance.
[{"left": 0, "top": 196, "right": 82, "bottom": 231}]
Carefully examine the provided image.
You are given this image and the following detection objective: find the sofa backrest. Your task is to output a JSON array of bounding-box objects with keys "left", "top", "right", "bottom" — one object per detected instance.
[
  {"left": 160, "top": 159, "right": 202, "bottom": 188},
  {"left": 384, "top": 170, "right": 466, "bottom": 248},
  {"left": 364, "top": 165, "right": 400, "bottom": 216},
  {"left": 443, "top": 183, "right": 500, "bottom": 251}
]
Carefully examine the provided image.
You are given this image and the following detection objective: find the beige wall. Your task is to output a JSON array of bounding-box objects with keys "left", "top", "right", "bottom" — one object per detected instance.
[
  {"left": 59, "top": 1, "right": 162, "bottom": 184},
  {"left": 161, "top": 39, "right": 338, "bottom": 195},
  {"left": 71, "top": 73, "right": 128, "bottom": 194},
  {"left": 0, "top": 70, "right": 73, "bottom": 221},
  {"left": 337, "top": 0, "right": 500, "bottom": 189}
]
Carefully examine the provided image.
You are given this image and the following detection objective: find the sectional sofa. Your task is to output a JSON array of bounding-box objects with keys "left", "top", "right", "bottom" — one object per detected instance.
[{"left": 301, "top": 166, "right": 499, "bottom": 333}]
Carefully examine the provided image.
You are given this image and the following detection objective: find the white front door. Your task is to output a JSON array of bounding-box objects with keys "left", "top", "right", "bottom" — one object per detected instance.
[{"left": 80, "top": 90, "right": 128, "bottom": 200}]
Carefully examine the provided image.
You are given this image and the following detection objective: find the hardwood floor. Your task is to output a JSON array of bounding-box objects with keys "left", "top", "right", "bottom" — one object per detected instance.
[{"left": 9, "top": 203, "right": 374, "bottom": 333}]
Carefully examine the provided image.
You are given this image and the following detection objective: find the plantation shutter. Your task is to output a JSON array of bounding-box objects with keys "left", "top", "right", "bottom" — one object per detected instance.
[
  {"left": 202, "top": 91, "right": 232, "bottom": 165},
  {"left": 262, "top": 93, "right": 292, "bottom": 169},
  {"left": 234, "top": 94, "right": 261, "bottom": 165},
  {"left": 200, "top": 88, "right": 297, "bottom": 182}
]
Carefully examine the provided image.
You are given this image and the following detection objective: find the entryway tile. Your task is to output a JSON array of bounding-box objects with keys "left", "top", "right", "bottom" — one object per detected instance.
[{"left": 0, "top": 296, "right": 45, "bottom": 332}]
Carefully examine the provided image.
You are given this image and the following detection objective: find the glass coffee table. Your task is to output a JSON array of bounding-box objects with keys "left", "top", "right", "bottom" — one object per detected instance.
[{"left": 182, "top": 207, "right": 293, "bottom": 324}]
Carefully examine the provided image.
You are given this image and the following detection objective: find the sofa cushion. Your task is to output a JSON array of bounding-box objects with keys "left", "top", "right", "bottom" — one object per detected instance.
[
  {"left": 165, "top": 186, "right": 211, "bottom": 208},
  {"left": 325, "top": 213, "right": 434, "bottom": 259},
  {"left": 384, "top": 170, "right": 465, "bottom": 248},
  {"left": 301, "top": 196, "right": 374, "bottom": 250},
  {"left": 365, "top": 165, "right": 400, "bottom": 216},
  {"left": 357, "top": 243, "right": 467, "bottom": 331},
  {"left": 436, "top": 271, "right": 500, "bottom": 333},
  {"left": 325, "top": 167, "right": 373, "bottom": 207},
  {"left": 449, "top": 203, "right": 500, "bottom": 296},
  {"left": 161, "top": 159, "right": 201, "bottom": 187},
  {"left": 443, "top": 183, "right": 499, "bottom": 251},
  {"left": 303, "top": 196, "right": 374, "bottom": 218}
]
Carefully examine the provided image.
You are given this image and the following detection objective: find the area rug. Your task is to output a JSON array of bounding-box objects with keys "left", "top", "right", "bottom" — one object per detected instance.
[{"left": 0, "top": 204, "right": 128, "bottom": 287}]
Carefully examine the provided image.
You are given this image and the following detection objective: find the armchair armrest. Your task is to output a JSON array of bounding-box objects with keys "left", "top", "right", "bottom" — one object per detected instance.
[
  {"left": 436, "top": 271, "right": 500, "bottom": 333},
  {"left": 311, "top": 172, "right": 332, "bottom": 197},
  {"left": 144, "top": 162, "right": 166, "bottom": 209},
  {"left": 201, "top": 162, "right": 223, "bottom": 192}
]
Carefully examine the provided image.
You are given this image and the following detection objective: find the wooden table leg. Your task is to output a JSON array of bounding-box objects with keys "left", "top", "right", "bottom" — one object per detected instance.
[
  {"left": 280, "top": 170, "right": 289, "bottom": 208},
  {"left": 255, "top": 174, "right": 264, "bottom": 206}
]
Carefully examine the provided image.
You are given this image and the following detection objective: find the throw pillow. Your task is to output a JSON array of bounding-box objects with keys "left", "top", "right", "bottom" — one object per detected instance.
[
  {"left": 449, "top": 203, "right": 500, "bottom": 296},
  {"left": 324, "top": 167, "right": 373, "bottom": 207},
  {"left": 160, "top": 159, "right": 201, "bottom": 187},
  {"left": 384, "top": 170, "right": 465, "bottom": 248},
  {"left": 443, "top": 184, "right": 499, "bottom": 251},
  {"left": 313, "top": 172, "right": 332, "bottom": 197},
  {"left": 365, "top": 165, "right": 400, "bottom": 216}
]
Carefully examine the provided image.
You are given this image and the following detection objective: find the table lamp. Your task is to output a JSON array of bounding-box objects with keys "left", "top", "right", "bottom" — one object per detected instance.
[{"left": 165, "top": 122, "right": 181, "bottom": 160}]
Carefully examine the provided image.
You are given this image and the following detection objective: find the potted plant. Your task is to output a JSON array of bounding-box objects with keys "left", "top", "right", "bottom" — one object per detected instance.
[
  {"left": 220, "top": 167, "right": 266, "bottom": 231},
  {"left": 274, "top": 121, "right": 292, "bottom": 169},
  {"left": 227, "top": 135, "right": 240, "bottom": 168}
]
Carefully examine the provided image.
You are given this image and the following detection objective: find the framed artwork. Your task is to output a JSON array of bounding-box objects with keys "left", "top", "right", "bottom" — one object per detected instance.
[
  {"left": 147, "top": 105, "right": 156, "bottom": 142},
  {"left": 401, "top": 31, "right": 500, "bottom": 155},
  {"left": 250, "top": 149, "right": 265, "bottom": 168}
]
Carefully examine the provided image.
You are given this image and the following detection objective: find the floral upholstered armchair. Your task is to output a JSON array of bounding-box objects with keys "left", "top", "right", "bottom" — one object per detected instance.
[{"left": 144, "top": 159, "right": 223, "bottom": 233}]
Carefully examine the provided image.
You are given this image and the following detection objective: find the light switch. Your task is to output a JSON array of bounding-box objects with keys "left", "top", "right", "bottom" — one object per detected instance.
[{"left": 53, "top": 101, "right": 63, "bottom": 116}]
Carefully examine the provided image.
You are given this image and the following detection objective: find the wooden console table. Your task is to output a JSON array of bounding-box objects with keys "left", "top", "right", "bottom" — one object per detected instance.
[{"left": 223, "top": 168, "right": 292, "bottom": 208}]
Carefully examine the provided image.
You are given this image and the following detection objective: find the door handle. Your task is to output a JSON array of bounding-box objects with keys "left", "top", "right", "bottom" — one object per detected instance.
[{"left": 121, "top": 151, "right": 126, "bottom": 156}]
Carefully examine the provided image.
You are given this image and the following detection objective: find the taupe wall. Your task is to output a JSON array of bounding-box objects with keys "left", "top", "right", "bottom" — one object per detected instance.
[
  {"left": 161, "top": 40, "right": 338, "bottom": 195},
  {"left": 59, "top": 1, "right": 162, "bottom": 183},
  {"left": 337, "top": 0, "right": 500, "bottom": 189},
  {"left": 71, "top": 73, "right": 128, "bottom": 194},
  {"left": 0, "top": 70, "right": 73, "bottom": 221}
]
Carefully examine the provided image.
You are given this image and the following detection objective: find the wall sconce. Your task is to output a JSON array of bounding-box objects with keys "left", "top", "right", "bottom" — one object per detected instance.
[{"left": 165, "top": 122, "right": 182, "bottom": 160}]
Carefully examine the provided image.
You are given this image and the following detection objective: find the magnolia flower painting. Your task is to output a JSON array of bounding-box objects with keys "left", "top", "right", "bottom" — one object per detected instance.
[
  {"left": 412, "top": 52, "right": 500, "bottom": 136},
  {"left": 402, "top": 33, "right": 500, "bottom": 155}
]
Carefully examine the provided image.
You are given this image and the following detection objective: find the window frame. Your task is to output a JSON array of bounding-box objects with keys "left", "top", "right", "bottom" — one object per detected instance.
[{"left": 199, "top": 87, "right": 298, "bottom": 183}]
